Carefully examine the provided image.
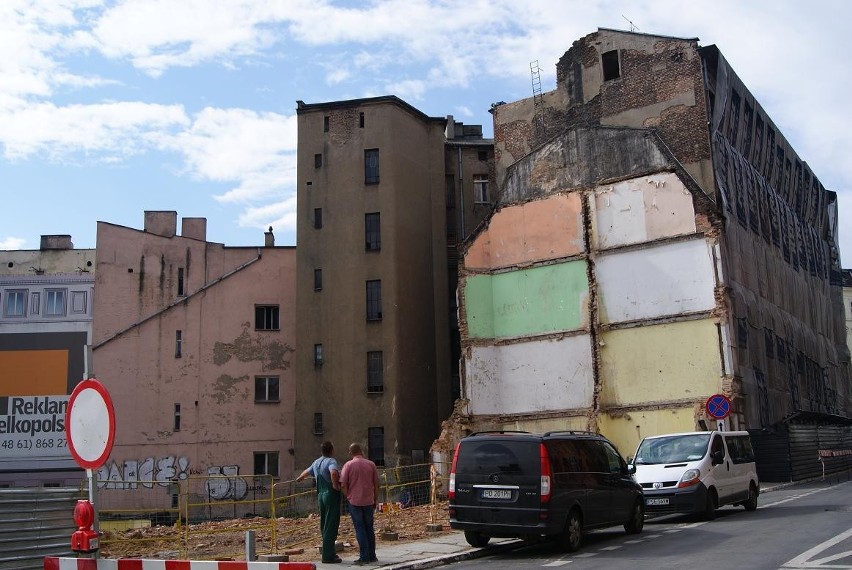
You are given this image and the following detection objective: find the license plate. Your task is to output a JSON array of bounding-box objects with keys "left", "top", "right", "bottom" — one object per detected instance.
[
  {"left": 482, "top": 489, "right": 511, "bottom": 500},
  {"left": 646, "top": 498, "right": 670, "bottom": 506}
]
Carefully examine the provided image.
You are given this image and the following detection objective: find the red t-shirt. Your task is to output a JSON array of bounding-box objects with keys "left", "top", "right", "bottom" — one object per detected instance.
[{"left": 340, "top": 455, "right": 378, "bottom": 507}]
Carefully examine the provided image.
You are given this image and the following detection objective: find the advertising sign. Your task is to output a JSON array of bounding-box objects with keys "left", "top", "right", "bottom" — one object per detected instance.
[{"left": 0, "top": 395, "right": 71, "bottom": 459}]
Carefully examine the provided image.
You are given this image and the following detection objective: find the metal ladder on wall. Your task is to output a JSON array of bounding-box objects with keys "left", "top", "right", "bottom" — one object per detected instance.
[{"left": 530, "top": 60, "right": 546, "bottom": 141}]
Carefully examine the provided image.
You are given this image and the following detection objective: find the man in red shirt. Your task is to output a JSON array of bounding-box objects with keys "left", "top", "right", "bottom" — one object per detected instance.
[{"left": 340, "top": 442, "right": 379, "bottom": 565}]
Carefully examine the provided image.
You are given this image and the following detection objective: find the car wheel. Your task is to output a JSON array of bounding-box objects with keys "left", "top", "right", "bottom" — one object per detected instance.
[
  {"left": 559, "top": 509, "right": 582, "bottom": 552},
  {"left": 744, "top": 483, "right": 758, "bottom": 511},
  {"left": 703, "top": 488, "right": 717, "bottom": 521},
  {"left": 464, "top": 530, "right": 490, "bottom": 548},
  {"left": 624, "top": 499, "right": 644, "bottom": 534}
]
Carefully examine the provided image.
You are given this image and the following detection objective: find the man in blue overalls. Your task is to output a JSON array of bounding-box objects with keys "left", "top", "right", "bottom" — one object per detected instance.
[{"left": 297, "top": 441, "right": 342, "bottom": 563}]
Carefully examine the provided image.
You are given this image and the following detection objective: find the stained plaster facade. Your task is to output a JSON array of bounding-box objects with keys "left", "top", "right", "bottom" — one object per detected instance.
[
  {"left": 0, "top": 236, "right": 94, "bottom": 486},
  {"left": 449, "top": 29, "right": 849, "bottom": 457},
  {"left": 294, "top": 97, "right": 493, "bottom": 470},
  {"left": 92, "top": 212, "right": 296, "bottom": 508}
]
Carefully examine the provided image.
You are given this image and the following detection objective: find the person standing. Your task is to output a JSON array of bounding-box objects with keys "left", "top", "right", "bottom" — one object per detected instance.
[
  {"left": 296, "top": 441, "right": 342, "bottom": 564},
  {"left": 340, "top": 442, "right": 379, "bottom": 565}
]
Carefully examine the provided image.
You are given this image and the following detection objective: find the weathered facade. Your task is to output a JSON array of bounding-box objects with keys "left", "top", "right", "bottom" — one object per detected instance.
[
  {"left": 92, "top": 212, "right": 296, "bottom": 508},
  {"left": 294, "top": 97, "right": 493, "bottom": 470},
  {"left": 452, "top": 29, "right": 850, "bottom": 457},
  {"left": 0, "top": 236, "right": 94, "bottom": 486}
]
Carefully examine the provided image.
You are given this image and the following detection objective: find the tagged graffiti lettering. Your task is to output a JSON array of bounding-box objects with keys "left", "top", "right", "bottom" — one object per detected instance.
[
  {"left": 205, "top": 465, "right": 248, "bottom": 500},
  {"left": 97, "top": 456, "right": 191, "bottom": 489}
]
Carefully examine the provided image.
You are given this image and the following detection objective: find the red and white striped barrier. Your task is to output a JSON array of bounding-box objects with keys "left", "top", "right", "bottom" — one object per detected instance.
[{"left": 44, "top": 558, "right": 316, "bottom": 570}]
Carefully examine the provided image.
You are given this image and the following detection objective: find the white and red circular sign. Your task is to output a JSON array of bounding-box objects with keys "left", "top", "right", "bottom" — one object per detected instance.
[{"left": 65, "top": 378, "right": 116, "bottom": 470}]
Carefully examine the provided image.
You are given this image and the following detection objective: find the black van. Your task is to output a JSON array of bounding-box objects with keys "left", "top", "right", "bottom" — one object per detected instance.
[{"left": 448, "top": 430, "right": 644, "bottom": 552}]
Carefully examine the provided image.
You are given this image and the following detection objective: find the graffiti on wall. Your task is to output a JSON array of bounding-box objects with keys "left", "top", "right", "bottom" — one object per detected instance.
[{"left": 97, "top": 456, "right": 268, "bottom": 501}]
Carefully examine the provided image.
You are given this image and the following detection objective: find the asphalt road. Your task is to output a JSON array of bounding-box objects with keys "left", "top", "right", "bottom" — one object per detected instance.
[{"left": 441, "top": 477, "right": 852, "bottom": 570}]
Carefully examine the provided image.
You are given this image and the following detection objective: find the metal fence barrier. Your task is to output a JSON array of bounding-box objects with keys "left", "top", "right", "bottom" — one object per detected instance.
[{"left": 93, "top": 462, "right": 451, "bottom": 560}]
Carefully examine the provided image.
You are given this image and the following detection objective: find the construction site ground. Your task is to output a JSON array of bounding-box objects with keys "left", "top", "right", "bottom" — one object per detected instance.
[{"left": 100, "top": 500, "right": 453, "bottom": 563}]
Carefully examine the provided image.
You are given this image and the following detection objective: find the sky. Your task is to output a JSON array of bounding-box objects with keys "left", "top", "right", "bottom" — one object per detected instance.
[{"left": 1, "top": 0, "right": 850, "bottom": 266}]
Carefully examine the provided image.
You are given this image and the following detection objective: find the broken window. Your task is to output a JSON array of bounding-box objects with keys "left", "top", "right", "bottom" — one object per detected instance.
[
  {"left": 601, "top": 50, "right": 620, "bottom": 81},
  {"left": 736, "top": 317, "right": 749, "bottom": 349}
]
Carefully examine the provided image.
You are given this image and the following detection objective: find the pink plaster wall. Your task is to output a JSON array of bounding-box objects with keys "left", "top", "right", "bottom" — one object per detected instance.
[
  {"left": 93, "top": 220, "right": 296, "bottom": 504},
  {"left": 464, "top": 193, "right": 584, "bottom": 270}
]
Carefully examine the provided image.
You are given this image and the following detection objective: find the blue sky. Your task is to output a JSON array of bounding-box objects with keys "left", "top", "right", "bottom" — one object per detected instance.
[{"left": 1, "top": 0, "right": 850, "bottom": 266}]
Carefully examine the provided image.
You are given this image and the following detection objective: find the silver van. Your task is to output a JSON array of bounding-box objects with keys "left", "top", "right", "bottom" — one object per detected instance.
[{"left": 629, "top": 430, "right": 759, "bottom": 519}]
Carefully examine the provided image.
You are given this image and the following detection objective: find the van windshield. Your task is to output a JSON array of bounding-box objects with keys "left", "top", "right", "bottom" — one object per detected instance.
[{"left": 634, "top": 434, "right": 711, "bottom": 465}]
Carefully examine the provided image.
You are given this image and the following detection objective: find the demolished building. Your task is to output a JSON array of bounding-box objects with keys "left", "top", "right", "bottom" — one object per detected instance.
[{"left": 447, "top": 29, "right": 850, "bottom": 456}]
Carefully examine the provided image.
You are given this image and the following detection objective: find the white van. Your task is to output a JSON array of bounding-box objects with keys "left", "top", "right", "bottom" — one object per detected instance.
[{"left": 629, "top": 431, "right": 759, "bottom": 519}]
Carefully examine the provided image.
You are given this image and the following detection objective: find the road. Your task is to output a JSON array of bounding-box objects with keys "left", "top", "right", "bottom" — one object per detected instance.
[{"left": 444, "top": 478, "right": 852, "bottom": 569}]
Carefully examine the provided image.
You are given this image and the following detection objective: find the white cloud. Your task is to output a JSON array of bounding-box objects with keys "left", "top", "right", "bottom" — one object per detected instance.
[
  {"left": 153, "top": 107, "right": 296, "bottom": 188},
  {"left": 0, "top": 99, "right": 188, "bottom": 161},
  {"left": 386, "top": 79, "right": 427, "bottom": 102},
  {"left": 0, "top": 237, "right": 26, "bottom": 250}
]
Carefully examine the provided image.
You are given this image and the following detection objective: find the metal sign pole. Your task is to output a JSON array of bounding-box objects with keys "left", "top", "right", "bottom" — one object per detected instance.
[{"left": 87, "top": 468, "right": 100, "bottom": 559}]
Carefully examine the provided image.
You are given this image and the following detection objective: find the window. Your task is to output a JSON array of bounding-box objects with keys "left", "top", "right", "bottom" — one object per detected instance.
[
  {"left": 31, "top": 292, "right": 40, "bottom": 315},
  {"left": 4, "top": 290, "right": 26, "bottom": 317},
  {"left": 365, "top": 213, "right": 381, "bottom": 251},
  {"left": 313, "top": 413, "right": 324, "bottom": 434},
  {"left": 175, "top": 330, "right": 182, "bottom": 358},
  {"left": 45, "top": 289, "right": 66, "bottom": 317},
  {"left": 602, "top": 49, "right": 620, "bottom": 80},
  {"left": 367, "top": 351, "right": 384, "bottom": 393},
  {"left": 70, "top": 291, "right": 87, "bottom": 314},
  {"left": 478, "top": 150, "right": 487, "bottom": 161},
  {"left": 314, "top": 208, "right": 323, "bottom": 229},
  {"left": 359, "top": 112, "right": 364, "bottom": 128},
  {"left": 323, "top": 116, "right": 329, "bottom": 132},
  {"left": 365, "top": 149, "right": 379, "bottom": 184},
  {"left": 255, "top": 305, "right": 280, "bottom": 330},
  {"left": 314, "top": 153, "right": 322, "bottom": 168},
  {"left": 366, "top": 280, "right": 382, "bottom": 321},
  {"left": 178, "top": 268, "right": 185, "bottom": 296},
  {"left": 314, "top": 269, "right": 323, "bottom": 291},
  {"left": 255, "top": 376, "right": 280, "bottom": 402},
  {"left": 473, "top": 175, "right": 489, "bottom": 204},
  {"left": 254, "top": 451, "right": 279, "bottom": 477},
  {"left": 368, "top": 427, "right": 385, "bottom": 466},
  {"left": 314, "top": 343, "right": 323, "bottom": 366},
  {"left": 174, "top": 404, "right": 181, "bottom": 432}
]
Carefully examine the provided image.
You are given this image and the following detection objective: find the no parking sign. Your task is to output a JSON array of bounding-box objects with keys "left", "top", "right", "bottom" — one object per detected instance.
[{"left": 705, "top": 393, "right": 732, "bottom": 421}]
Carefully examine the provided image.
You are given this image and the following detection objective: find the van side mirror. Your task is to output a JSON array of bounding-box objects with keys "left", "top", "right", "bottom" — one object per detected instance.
[{"left": 711, "top": 450, "right": 724, "bottom": 465}]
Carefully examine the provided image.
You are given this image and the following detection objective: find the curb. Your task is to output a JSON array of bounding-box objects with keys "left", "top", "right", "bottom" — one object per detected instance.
[{"left": 381, "top": 539, "right": 525, "bottom": 570}]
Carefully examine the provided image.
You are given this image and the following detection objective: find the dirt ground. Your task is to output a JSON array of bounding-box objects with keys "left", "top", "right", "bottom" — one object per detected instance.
[{"left": 100, "top": 500, "right": 453, "bottom": 563}]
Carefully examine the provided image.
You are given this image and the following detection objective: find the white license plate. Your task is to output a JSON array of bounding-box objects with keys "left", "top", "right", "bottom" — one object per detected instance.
[
  {"left": 482, "top": 489, "right": 512, "bottom": 500},
  {"left": 646, "top": 498, "right": 670, "bottom": 506}
]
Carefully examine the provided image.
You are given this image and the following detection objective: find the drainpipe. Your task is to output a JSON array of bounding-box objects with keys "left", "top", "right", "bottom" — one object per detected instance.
[{"left": 458, "top": 147, "right": 466, "bottom": 238}]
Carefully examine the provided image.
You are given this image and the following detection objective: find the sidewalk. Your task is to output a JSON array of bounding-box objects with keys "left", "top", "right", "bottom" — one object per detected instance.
[
  {"left": 325, "top": 533, "right": 521, "bottom": 570},
  {"left": 323, "top": 480, "right": 797, "bottom": 570}
]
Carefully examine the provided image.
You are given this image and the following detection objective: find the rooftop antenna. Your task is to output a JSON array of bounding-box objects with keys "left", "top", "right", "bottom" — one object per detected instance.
[{"left": 622, "top": 15, "right": 639, "bottom": 32}]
